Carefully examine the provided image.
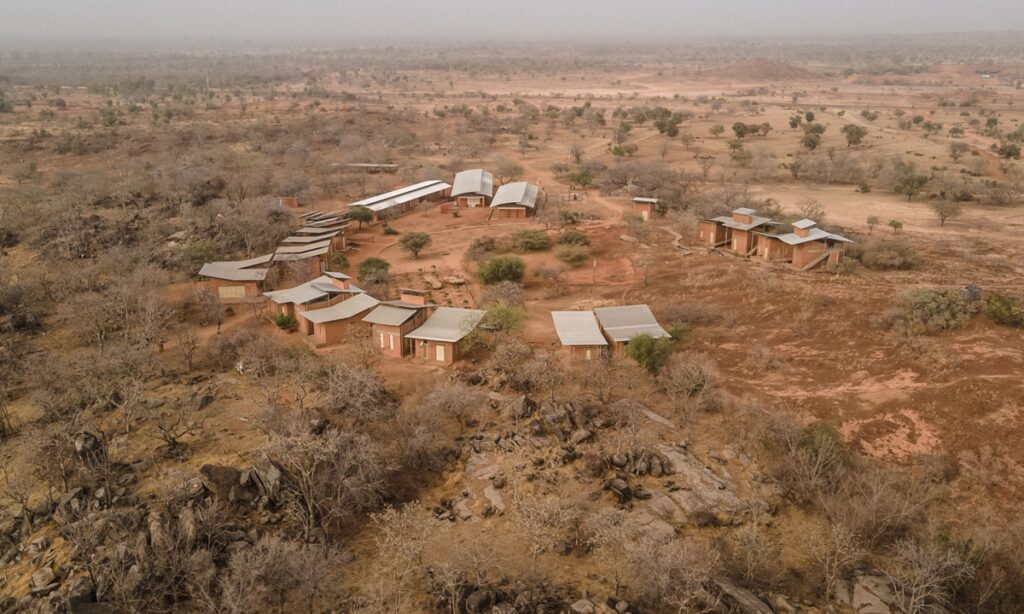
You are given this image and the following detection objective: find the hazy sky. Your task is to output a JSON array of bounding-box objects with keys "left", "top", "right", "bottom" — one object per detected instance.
[{"left": 2, "top": 0, "right": 1022, "bottom": 41}]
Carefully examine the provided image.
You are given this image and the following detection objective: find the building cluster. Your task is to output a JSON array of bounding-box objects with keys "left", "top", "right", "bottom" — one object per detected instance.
[
  {"left": 697, "top": 208, "right": 851, "bottom": 270},
  {"left": 551, "top": 304, "right": 670, "bottom": 360}
]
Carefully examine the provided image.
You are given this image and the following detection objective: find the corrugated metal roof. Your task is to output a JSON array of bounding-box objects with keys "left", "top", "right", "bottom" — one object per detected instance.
[
  {"left": 792, "top": 218, "right": 818, "bottom": 230},
  {"left": 363, "top": 304, "right": 421, "bottom": 326},
  {"left": 348, "top": 180, "right": 451, "bottom": 212},
  {"left": 198, "top": 254, "right": 273, "bottom": 282},
  {"left": 273, "top": 246, "right": 329, "bottom": 262},
  {"left": 263, "top": 276, "right": 339, "bottom": 305},
  {"left": 406, "top": 307, "right": 485, "bottom": 343},
  {"left": 282, "top": 232, "right": 339, "bottom": 244},
  {"left": 723, "top": 215, "right": 777, "bottom": 231},
  {"left": 593, "top": 305, "right": 670, "bottom": 343},
  {"left": 551, "top": 311, "right": 608, "bottom": 347},
  {"left": 300, "top": 293, "right": 380, "bottom": 324},
  {"left": 771, "top": 228, "right": 852, "bottom": 246},
  {"left": 491, "top": 181, "right": 539, "bottom": 209},
  {"left": 632, "top": 197, "right": 659, "bottom": 204},
  {"left": 275, "top": 240, "right": 332, "bottom": 255},
  {"left": 324, "top": 271, "right": 351, "bottom": 281},
  {"left": 452, "top": 169, "right": 495, "bottom": 198},
  {"left": 297, "top": 223, "right": 348, "bottom": 235},
  {"left": 733, "top": 207, "right": 758, "bottom": 215}
]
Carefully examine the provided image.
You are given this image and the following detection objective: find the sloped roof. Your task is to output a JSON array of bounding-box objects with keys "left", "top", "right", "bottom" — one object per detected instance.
[
  {"left": 348, "top": 180, "right": 451, "bottom": 213},
  {"left": 769, "top": 228, "right": 853, "bottom": 246},
  {"left": 452, "top": 169, "right": 495, "bottom": 198},
  {"left": 406, "top": 307, "right": 486, "bottom": 343},
  {"left": 593, "top": 305, "right": 670, "bottom": 343},
  {"left": 363, "top": 304, "right": 421, "bottom": 326},
  {"left": 297, "top": 223, "right": 348, "bottom": 235},
  {"left": 198, "top": 254, "right": 273, "bottom": 282},
  {"left": 272, "top": 246, "right": 330, "bottom": 262},
  {"left": 551, "top": 311, "right": 608, "bottom": 347},
  {"left": 491, "top": 181, "right": 539, "bottom": 209},
  {"left": 792, "top": 218, "right": 818, "bottom": 230},
  {"left": 299, "top": 293, "right": 380, "bottom": 324},
  {"left": 733, "top": 207, "right": 758, "bottom": 216},
  {"left": 723, "top": 215, "right": 777, "bottom": 231},
  {"left": 282, "top": 231, "right": 340, "bottom": 244},
  {"left": 263, "top": 276, "right": 338, "bottom": 305},
  {"left": 632, "top": 197, "right": 659, "bottom": 204},
  {"left": 274, "top": 240, "right": 332, "bottom": 255}
]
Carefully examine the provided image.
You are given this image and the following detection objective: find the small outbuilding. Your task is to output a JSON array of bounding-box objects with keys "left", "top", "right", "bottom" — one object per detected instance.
[
  {"left": 298, "top": 292, "right": 380, "bottom": 347},
  {"left": 451, "top": 169, "right": 495, "bottom": 208},
  {"left": 489, "top": 181, "right": 539, "bottom": 219},
  {"left": 406, "top": 307, "right": 486, "bottom": 365},
  {"left": 632, "top": 197, "right": 659, "bottom": 221},
  {"left": 593, "top": 305, "right": 671, "bottom": 356},
  {"left": 551, "top": 311, "right": 608, "bottom": 361},
  {"left": 198, "top": 254, "right": 273, "bottom": 302},
  {"left": 362, "top": 289, "right": 434, "bottom": 358}
]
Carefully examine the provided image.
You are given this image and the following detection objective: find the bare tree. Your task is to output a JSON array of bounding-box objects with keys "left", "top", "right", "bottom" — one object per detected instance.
[
  {"left": 884, "top": 537, "right": 976, "bottom": 614},
  {"left": 807, "top": 523, "right": 866, "bottom": 600},
  {"left": 150, "top": 404, "right": 205, "bottom": 454},
  {"left": 368, "top": 504, "right": 434, "bottom": 611},
  {"left": 263, "top": 418, "right": 391, "bottom": 543}
]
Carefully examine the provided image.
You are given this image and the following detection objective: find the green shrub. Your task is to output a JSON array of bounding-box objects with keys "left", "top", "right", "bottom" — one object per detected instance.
[
  {"left": 381, "top": 223, "right": 399, "bottom": 236},
  {"left": 985, "top": 293, "right": 1024, "bottom": 327},
  {"left": 399, "top": 231, "right": 432, "bottom": 258},
  {"left": 273, "top": 314, "right": 298, "bottom": 331},
  {"left": 625, "top": 334, "right": 674, "bottom": 374},
  {"left": 478, "top": 255, "right": 525, "bottom": 284},
  {"left": 512, "top": 230, "right": 552, "bottom": 252},
  {"left": 326, "top": 251, "right": 349, "bottom": 271},
  {"left": 667, "top": 321, "right": 691, "bottom": 340},
  {"left": 555, "top": 244, "right": 590, "bottom": 267},
  {"left": 890, "top": 289, "right": 971, "bottom": 335},
  {"left": 357, "top": 257, "right": 390, "bottom": 281},
  {"left": 483, "top": 304, "right": 526, "bottom": 333},
  {"left": 557, "top": 229, "right": 590, "bottom": 246}
]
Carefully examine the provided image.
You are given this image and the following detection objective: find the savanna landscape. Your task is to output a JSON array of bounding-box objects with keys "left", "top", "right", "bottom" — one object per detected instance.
[{"left": 1, "top": 32, "right": 1024, "bottom": 614}]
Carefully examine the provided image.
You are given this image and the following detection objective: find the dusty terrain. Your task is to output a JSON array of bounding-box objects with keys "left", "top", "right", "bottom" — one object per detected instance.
[{"left": 1, "top": 38, "right": 1024, "bottom": 613}]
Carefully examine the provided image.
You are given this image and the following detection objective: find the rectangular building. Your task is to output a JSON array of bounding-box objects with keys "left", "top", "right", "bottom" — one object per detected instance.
[{"left": 551, "top": 311, "right": 608, "bottom": 361}]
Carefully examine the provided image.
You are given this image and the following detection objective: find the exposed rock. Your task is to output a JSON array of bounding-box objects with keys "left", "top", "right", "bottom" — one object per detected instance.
[
  {"left": 570, "top": 599, "right": 596, "bottom": 614},
  {"left": 194, "top": 391, "right": 215, "bottom": 411},
  {"left": 569, "top": 429, "right": 593, "bottom": 445},
  {"left": 199, "top": 465, "right": 242, "bottom": 500},
  {"left": 465, "top": 589, "right": 495, "bottom": 613},
  {"left": 492, "top": 475, "right": 506, "bottom": 489},
  {"left": 31, "top": 567, "right": 56, "bottom": 590},
  {"left": 73, "top": 432, "right": 106, "bottom": 466},
  {"left": 482, "top": 485, "right": 506, "bottom": 515},
  {"left": 452, "top": 498, "right": 473, "bottom": 521},
  {"left": 63, "top": 575, "right": 96, "bottom": 607},
  {"left": 769, "top": 593, "right": 796, "bottom": 613},
  {"left": 503, "top": 395, "right": 537, "bottom": 420},
  {"left": 712, "top": 576, "right": 772, "bottom": 614},
  {"left": 851, "top": 573, "right": 895, "bottom": 614},
  {"left": 250, "top": 453, "right": 283, "bottom": 501},
  {"left": 607, "top": 478, "right": 632, "bottom": 502},
  {"left": 649, "top": 447, "right": 745, "bottom": 524}
]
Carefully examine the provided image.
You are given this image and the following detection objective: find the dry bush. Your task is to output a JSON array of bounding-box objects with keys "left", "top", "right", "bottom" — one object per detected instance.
[
  {"left": 479, "top": 280, "right": 526, "bottom": 307},
  {"left": 883, "top": 535, "right": 977, "bottom": 614},
  {"left": 822, "top": 464, "right": 937, "bottom": 548},
  {"left": 878, "top": 288, "right": 972, "bottom": 336},
  {"left": 848, "top": 238, "right": 920, "bottom": 270},
  {"left": 263, "top": 417, "right": 392, "bottom": 543},
  {"left": 320, "top": 360, "right": 395, "bottom": 424}
]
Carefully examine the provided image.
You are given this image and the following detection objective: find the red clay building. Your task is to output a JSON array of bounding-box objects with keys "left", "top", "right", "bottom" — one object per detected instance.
[
  {"left": 198, "top": 254, "right": 273, "bottom": 302},
  {"left": 406, "top": 307, "right": 486, "bottom": 366},
  {"left": 631, "top": 197, "right": 659, "bottom": 221},
  {"left": 361, "top": 289, "right": 434, "bottom": 358},
  {"left": 451, "top": 169, "right": 494, "bottom": 208},
  {"left": 298, "top": 292, "right": 380, "bottom": 347},
  {"left": 263, "top": 272, "right": 362, "bottom": 334},
  {"left": 592, "top": 304, "right": 671, "bottom": 356},
  {"left": 489, "top": 181, "right": 539, "bottom": 219},
  {"left": 697, "top": 207, "right": 781, "bottom": 255},
  {"left": 551, "top": 311, "right": 608, "bottom": 361},
  {"left": 754, "top": 219, "right": 852, "bottom": 270}
]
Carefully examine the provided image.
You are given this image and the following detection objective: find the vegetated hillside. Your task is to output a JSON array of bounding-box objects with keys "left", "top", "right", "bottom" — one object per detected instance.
[{"left": 1, "top": 39, "right": 1024, "bottom": 614}]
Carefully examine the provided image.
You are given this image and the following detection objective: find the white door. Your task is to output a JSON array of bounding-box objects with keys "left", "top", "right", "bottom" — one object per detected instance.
[
  {"left": 585, "top": 348, "right": 592, "bottom": 360},
  {"left": 379, "top": 332, "right": 385, "bottom": 348},
  {"left": 389, "top": 334, "right": 395, "bottom": 351},
  {"left": 641, "top": 210, "right": 649, "bottom": 221},
  {"left": 435, "top": 344, "right": 445, "bottom": 362}
]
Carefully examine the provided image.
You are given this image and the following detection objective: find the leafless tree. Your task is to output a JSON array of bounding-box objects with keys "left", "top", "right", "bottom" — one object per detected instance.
[
  {"left": 806, "top": 522, "right": 866, "bottom": 600},
  {"left": 368, "top": 503, "right": 434, "bottom": 611},
  {"left": 263, "top": 418, "right": 391, "bottom": 543},
  {"left": 150, "top": 404, "right": 205, "bottom": 454},
  {"left": 884, "top": 536, "right": 977, "bottom": 614}
]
